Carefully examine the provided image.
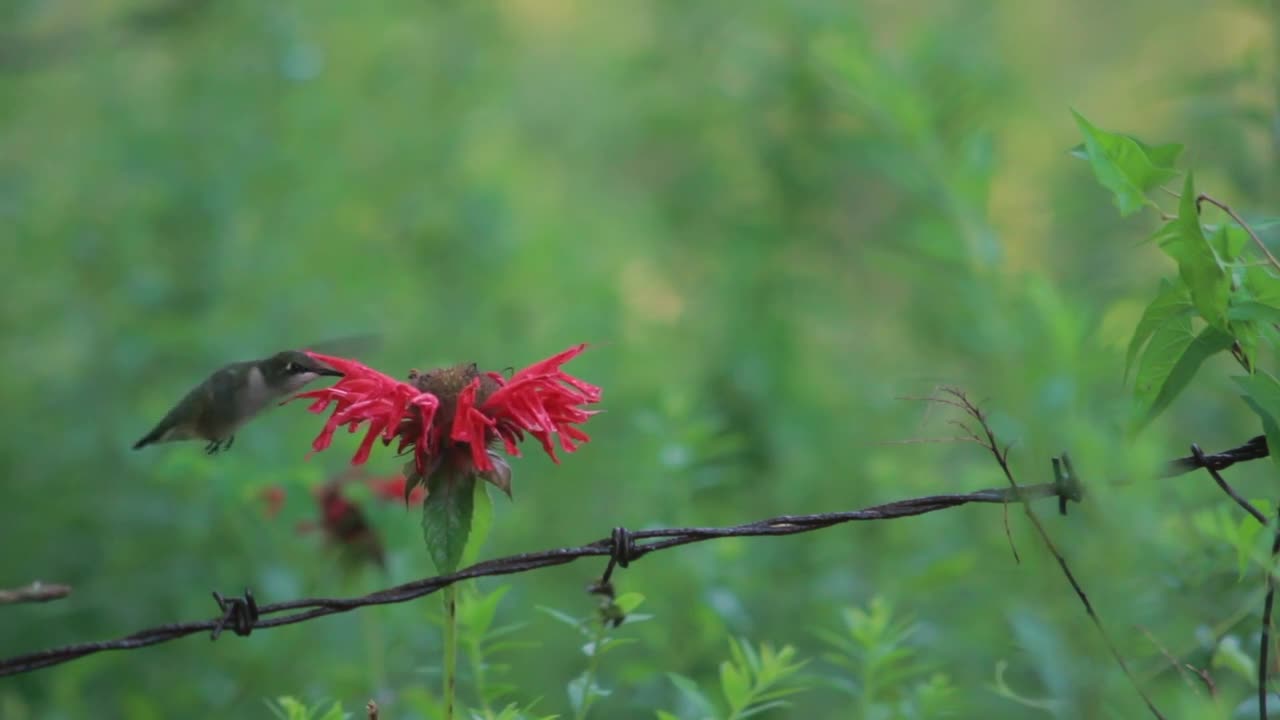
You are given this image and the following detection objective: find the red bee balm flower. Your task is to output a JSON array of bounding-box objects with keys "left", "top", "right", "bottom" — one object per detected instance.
[{"left": 289, "top": 345, "right": 601, "bottom": 491}]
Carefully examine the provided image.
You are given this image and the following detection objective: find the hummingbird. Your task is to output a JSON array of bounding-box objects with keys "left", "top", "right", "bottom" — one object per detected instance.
[{"left": 133, "top": 349, "right": 344, "bottom": 454}]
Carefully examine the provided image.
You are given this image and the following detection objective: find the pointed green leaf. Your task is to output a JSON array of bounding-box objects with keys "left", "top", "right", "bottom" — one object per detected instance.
[
  {"left": 1142, "top": 141, "right": 1185, "bottom": 170},
  {"left": 1232, "top": 513, "right": 1265, "bottom": 579},
  {"left": 481, "top": 452, "right": 513, "bottom": 499},
  {"left": 738, "top": 700, "right": 796, "bottom": 719},
  {"left": 1209, "top": 223, "right": 1249, "bottom": 263},
  {"left": 667, "top": 673, "right": 717, "bottom": 719},
  {"left": 568, "top": 671, "right": 609, "bottom": 716},
  {"left": 613, "top": 592, "right": 645, "bottom": 615},
  {"left": 1152, "top": 173, "right": 1229, "bottom": 329},
  {"left": 1212, "top": 635, "right": 1258, "bottom": 684},
  {"left": 316, "top": 701, "right": 348, "bottom": 720},
  {"left": 1071, "top": 110, "right": 1182, "bottom": 216},
  {"left": 403, "top": 467, "right": 424, "bottom": 505},
  {"left": 1239, "top": 267, "right": 1280, "bottom": 353},
  {"left": 460, "top": 480, "right": 492, "bottom": 569},
  {"left": 567, "top": 671, "right": 588, "bottom": 714},
  {"left": 537, "top": 605, "right": 589, "bottom": 633},
  {"left": 422, "top": 469, "right": 476, "bottom": 574},
  {"left": 1228, "top": 302, "right": 1280, "bottom": 325},
  {"left": 1125, "top": 279, "right": 1193, "bottom": 381},
  {"left": 1234, "top": 371, "right": 1280, "bottom": 474},
  {"left": 1244, "top": 266, "right": 1280, "bottom": 307},
  {"left": 719, "top": 660, "right": 751, "bottom": 710},
  {"left": 458, "top": 585, "right": 509, "bottom": 639},
  {"left": 1133, "top": 323, "right": 1234, "bottom": 431}
]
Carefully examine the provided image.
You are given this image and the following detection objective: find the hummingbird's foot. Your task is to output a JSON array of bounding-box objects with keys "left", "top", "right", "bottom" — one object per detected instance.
[{"left": 205, "top": 436, "right": 234, "bottom": 455}]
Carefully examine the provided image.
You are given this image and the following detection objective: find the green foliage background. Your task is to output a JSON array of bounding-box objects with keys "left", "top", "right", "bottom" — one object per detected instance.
[{"left": 2, "top": 0, "right": 1279, "bottom": 717}]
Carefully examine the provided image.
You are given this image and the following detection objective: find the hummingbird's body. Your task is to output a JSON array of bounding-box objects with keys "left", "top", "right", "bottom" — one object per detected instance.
[{"left": 133, "top": 350, "right": 343, "bottom": 454}]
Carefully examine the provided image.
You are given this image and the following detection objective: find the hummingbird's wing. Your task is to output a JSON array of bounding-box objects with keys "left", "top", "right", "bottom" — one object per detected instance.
[
  {"left": 132, "top": 364, "right": 247, "bottom": 449},
  {"left": 300, "top": 333, "right": 382, "bottom": 359},
  {"left": 200, "top": 361, "right": 260, "bottom": 438}
]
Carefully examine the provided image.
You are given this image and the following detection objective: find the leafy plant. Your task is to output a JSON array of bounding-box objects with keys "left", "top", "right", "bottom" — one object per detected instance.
[
  {"left": 1073, "top": 110, "right": 1280, "bottom": 447},
  {"left": 455, "top": 585, "right": 530, "bottom": 712},
  {"left": 815, "top": 597, "right": 958, "bottom": 719},
  {"left": 661, "top": 637, "right": 810, "bottom": 720},
  {"left": 265, "top": 696, "right": 350, "bottom": 720},
  {"left": 540, "top": 592, "right": 651, "bottom": 719}
]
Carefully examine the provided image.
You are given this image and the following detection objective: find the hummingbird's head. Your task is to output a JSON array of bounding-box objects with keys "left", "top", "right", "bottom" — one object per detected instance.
[{"left": 264, "top": 350, "right": 344, "bottom": 392}]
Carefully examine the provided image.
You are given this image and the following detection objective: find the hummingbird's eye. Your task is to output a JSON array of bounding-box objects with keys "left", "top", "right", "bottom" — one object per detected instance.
[{"left": 285, "top": 362, "right": 300, "bottom": 373}]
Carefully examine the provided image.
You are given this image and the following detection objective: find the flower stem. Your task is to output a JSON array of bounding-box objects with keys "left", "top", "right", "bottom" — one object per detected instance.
[
  {"left": 443, "top": 585, "right": 458, "bottom": 720},
  {"left": 361, "top": 608, "right": 386, "bottom": 695},
  {"left": 467, "top": 624, "right": 493, "bottom": 718},
  {"left": 574, "top": 619, "right": 608, "bottom": 720}
]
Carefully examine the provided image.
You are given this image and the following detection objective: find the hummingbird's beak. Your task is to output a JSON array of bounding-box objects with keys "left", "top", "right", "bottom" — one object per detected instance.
[{"left": 301, "top": 358, "right": 344, "bottom": 377}]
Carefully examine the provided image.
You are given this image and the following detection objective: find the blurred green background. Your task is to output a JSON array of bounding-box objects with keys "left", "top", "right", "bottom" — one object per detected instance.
[{"left": 3, "top": 0, "right": 1279, "bottom": 717}]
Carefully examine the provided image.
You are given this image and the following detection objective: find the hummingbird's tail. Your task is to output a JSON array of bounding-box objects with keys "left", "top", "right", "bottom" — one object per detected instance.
[
  {"left": 132, "top": 423, "right": 171, "bottom": 450},
  {"left": 132, "top": 430, "right": 160, "bottom": 450}
]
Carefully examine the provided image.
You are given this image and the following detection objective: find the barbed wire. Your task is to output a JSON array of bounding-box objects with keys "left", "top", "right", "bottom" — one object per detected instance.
[{"left": 0, "top": 434, "right": 1267, "bottom": 681}]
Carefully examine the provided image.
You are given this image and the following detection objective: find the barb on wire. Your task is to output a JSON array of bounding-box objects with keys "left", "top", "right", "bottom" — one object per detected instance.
[
  {"left": 0, "top": 431, "right": 1272, "bottom": 687},
  {"left": 1167, "top": 436, "right": 1268, "bottom": 477},
  {"left": 211, "top": 590, "right": 259, "bottom": 640},
  {"left": 933, "top": 388, "right": 1164, "bottom": 719},
  {"left": 1191, "top": 444, "right": 1267, "bottom": 525}
]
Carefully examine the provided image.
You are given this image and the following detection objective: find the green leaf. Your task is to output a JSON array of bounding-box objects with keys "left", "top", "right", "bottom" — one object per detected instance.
[
  {"left": 719, "top": 660, "right": 751, "bottom": 711},
  {"left": 316, "top": 702, "right": 348, "bottom": 720},
  {"left": 567, "top": 671, "right": 587, "bottom": 715},
  {"left": 606, "top": 636, "right": 639, "bottom": 651},
  {"left": 1228, "top": 302, "right": 1280, "bottom": 325},
  {"left": 1209, "top": 222, "right": 1249, "bottom": 263},
  {"left": 1125, "top": 279, "right": 1193, "bottom": 381},
  {"left": 1071, "top": 110, "right": 1182, "bottom": 216},
  {"left": 460, "top": 479, "right": 492, "bottom": 569},
  {"left": 1234, "top": 371, "right": 1280, "bottom": 474},
  {"left": 613, "top": 592, "right": 645, "bottom": 615},
  {"left": 267, "top": 697, "right": 306, "bottom": 720},
  {"left": 667, "top": 673, "right": 717, "bottom": 719},
  {"left": 1212, "top": 635, "right": 1257, "bottom": 684},
  {"left": 738, "top": 701, "right": 794, "bottom": 719},
  {"left": 1152, "top": 173, "right": 1230, "bottom": 329},
  {"left": 1238, "top": 267, "right": 1280, "bottom": 353},
  {"left": 1133, "top": 324, "right": 1234, "bottom": 431},
  {"left": 422, "top": 468, "right": 476, "bottom": 574},
  {"left": 458, "top": 585, "right": 509, "bottom": 640},
  {"left": 1245, "top": 266, "right": 1280, "bottom": 305},
  {"left": 1232, "top": 514, "right": 1266, "bottom": 580},
  {"left": 656, "top": 712, "right": 681, "bottom": 720},
  {"left": 537, "top": 605, "right": 589, "bottom": 633}
]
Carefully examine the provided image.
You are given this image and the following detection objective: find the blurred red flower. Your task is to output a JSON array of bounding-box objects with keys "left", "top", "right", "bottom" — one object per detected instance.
[
  {"left": 367, "top": 474, "right": 427, "bottom": 505},
  {"left": 288, "top": 345, "right": 601, "bottom": 489},
  {"left": 259, "top": 485, "right": 286, "bottom": 519},
  {"left": 296, "top": 481, "right": 386, "bottom": 570}
]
